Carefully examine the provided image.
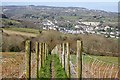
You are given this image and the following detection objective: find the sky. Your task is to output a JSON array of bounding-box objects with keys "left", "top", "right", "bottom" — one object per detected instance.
[
  {"left": 1, "top": 0, "right": 120, "bottom": 2},
  {"left": 0, "top": 0, "right": 120, "bottom": 12}
]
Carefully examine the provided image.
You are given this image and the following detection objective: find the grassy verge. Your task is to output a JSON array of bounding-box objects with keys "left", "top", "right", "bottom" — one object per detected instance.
[
  {"left": 52, "top": 54, "right": 68, "bottom": 78},
  {"left": 70, "top": 53, "right": 118, "bottom": 65},
  {"left": 3, "top": 27, "right": 40, "bottom": 34},
  {"left": 70, "top": 54, "right": 76, "bottom": 64},
  {"left": 39, "top": 54, "right": 51, "bottom": 78}
]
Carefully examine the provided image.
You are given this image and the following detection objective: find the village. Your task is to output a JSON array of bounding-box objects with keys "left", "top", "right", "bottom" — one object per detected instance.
[{"left": 41, "top": 19, "right": 119, "bottom": 38}]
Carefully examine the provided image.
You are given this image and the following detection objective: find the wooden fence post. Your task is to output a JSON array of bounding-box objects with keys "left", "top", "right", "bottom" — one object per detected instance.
[
  {"left": 43, "top": 43, "right": 45, "bottom": 63},
  {"left": 76, "top": 40, "right": 83, "bottom": 79},
  {"left": 59, "top": 44, "right": 62, "bottom": 63},
  {"left": 41, "top": 43, "right": 43, "bottom": 68},
  {"left": 41, "top": 43, "right": 45, "bottom": 67},
  {"left": 44, "top": 43, "right": 46, "bottom": 60},
  {"left": 39, "top": 43, "right": 42, "bottom": 71},
  {"left": 66, "top": 42, "right": 70, "bottom": 78},
  {"left": 60, "top": 44, "right": 62, "bottom": 64},
  {"left": 25, "top": 40, "right": 31, "bottom": 80},
  {"left": 36, "top": 42, "right": 39, "bottom": 79},
  {"left": 62, "top": 43, "right": 65, "bottom": 69},
  {"left": 46, "top": 44, "right": 48, "bottom": 58},
  {"left": 118, "top": 38, "right": 120, "bottom": 80}
]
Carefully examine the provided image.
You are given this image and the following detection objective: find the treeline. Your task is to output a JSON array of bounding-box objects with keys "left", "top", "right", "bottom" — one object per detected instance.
[{"left": 2, "top": 30, "right": 119, "bottom": 57}]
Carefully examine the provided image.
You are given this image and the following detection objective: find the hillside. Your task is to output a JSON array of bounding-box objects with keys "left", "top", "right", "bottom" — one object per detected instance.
[
  {"left": 2, "top": 5, "right": 118, "bottom": 27},
  {"left": 0, "top": 5, "right": 119, "bottom": 56},
  {"left": 1, "top": 5, "right": 119, "bottom": 39},
  {"left": 1, "top": 27, "right": 118, "bottom": 57},
  {"left": 1, "top": 4, "right": 119, "bottom": 79}
]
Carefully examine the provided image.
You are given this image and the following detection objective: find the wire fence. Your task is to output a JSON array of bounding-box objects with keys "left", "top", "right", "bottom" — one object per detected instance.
[
  {"left": 82, "top": 53, "right": 118, "bottom": 78},
  {"left": 2, "top": 41, "right": 48, "bottom": 79},
  {"left": 56, "top": 40, "right": 119, "bottom": 79},
  {"left": 2, "top": 40, "right": 119, "bottom": 79},
  {"left": 68, "top": 53, "right": 119, "bottom": 79}
]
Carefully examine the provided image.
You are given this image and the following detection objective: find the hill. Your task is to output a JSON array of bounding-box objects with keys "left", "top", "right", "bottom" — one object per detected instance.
[
  {"left": 2, "top": 5, "right": 118, "bottom": 28},
  {"left": 1, "top": 27, "right": 118, "bottom": 57}
]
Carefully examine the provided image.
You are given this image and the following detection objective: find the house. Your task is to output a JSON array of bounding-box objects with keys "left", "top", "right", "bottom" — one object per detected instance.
[
  {"left": 81, "top": 22, "right": 100, "bottom": 26},
  {"left": 104, "top": 26, "right": 110, "bottom": 31}
]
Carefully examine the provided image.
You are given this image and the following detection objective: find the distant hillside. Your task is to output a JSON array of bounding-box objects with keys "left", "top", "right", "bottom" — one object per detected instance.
[
  {"left": 2, "top": 5, "right": 117, "bottom": 21},
  {"left": 1, "top": 5, "right": 118, "bottom": 31}
]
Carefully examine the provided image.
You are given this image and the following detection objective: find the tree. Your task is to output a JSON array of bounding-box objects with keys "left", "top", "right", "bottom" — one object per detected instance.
[{"left": 100, "top": 20, "right": 104, "bottom": 24}]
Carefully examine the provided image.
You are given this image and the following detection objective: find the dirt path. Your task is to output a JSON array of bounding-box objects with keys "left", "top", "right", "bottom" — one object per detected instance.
[{"left": 3, "top": 29, "right": 37, "bottom": 37}]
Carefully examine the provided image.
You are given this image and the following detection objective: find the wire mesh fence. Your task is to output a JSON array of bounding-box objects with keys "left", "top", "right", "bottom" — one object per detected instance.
[{"left": 56, "top": 41, "right": 119, "bottom": 79}]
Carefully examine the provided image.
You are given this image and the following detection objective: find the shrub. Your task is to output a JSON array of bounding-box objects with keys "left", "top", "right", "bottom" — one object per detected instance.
[{"left": 9, "top": 45, "right": 20, "bottom": 52}]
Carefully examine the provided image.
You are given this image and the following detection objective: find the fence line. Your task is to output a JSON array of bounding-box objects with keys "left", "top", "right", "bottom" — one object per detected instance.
[
  {"left": 56, "top": 40, "right": 83, "bottom": 79},
  {"left": 2, "top": 40, "right": 119, "bottom": 79},
  {"left": 19, "top": 40, "right": 49, "bottom": 79},
  {"left": 55, "top": 40, "right": 118, "bottom": 79},
  {"left": 82, "top": 53, "right": 118, "bottom": 78}
]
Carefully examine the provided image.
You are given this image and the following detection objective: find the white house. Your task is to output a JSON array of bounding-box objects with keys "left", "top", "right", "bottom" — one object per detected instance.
[
  {"left": 81, "top": 22, "right": 100, "bottom": 26},
  {"left": 104, "top": 26, "right": 110, "bottom": 31}
]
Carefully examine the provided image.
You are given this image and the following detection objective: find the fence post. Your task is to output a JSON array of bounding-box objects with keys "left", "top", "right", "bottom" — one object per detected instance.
[
  {"left": 59, "top": 44, "right": 62, "bottom": 63},
  {"left": 76, "top": 40, "right": 83, "bottom": 79},
  {"left": 36, "top": 42, "right": 39, "bottom": 79},
  {"left": 62, "top": 43, "right": 65, "bottom": 70},
  {"left": 58, "top": 44, "right": 62, "bottom": 64},
  {"left": 46, "top": 44, "right": 48, "bottom": 58},
  {"left": 41, "top": 43, "right": 45, "bottom": 67},
  {"left": 60, "top": 44, "right": 62, "bottom": 64},
  {"left": 39, "top": 43, "right": 42, "bottom": 72},
  {"left": 25, "top": 40, "right": 31, "bottom": 80},
  {"left": 118, "top": 51, "right": 120, "bottom": 80},
  {"left": 45, "top": 43, "right": 47, "bottom": 60},
  {"left": 66, "top": 42, "right": 70, "bottom": 78}
]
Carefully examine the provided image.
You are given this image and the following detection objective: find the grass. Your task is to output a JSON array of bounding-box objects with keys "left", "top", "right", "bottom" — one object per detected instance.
[
  {"left": 2, "top": 52, "right": 25, "bottom": 78},
  {"left": 39, "top": 54, "right": 68, "bottom": 78},
  {"left": 3, "top": 27, "right": 40, "bottom": 34},
  {"left": 52, "top": 54, "right": 68, "bottom": 78},
  {"left": 70, "top": 53, "right": 118, "bottom": 65},
  {"left": 2, "top": 18, "right": 21, "bottom": 24},
  {"left": 88, "top": 54, "right": 118, "bottom": 65},
  {"left": 61, "top": 16, "right": 79, "bottom": 20},
  {"left": 70, "top": 54, "right": 77, "bottom": 64},
  {"left": 39, "top": 54, "right": 51, "bottom": 78}
]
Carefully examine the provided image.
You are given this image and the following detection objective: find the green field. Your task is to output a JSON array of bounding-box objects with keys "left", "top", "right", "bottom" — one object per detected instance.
[
  {"left": 4, "top": 27, "right": 40, "bottom": 34},
  {"left": 2, "top": 18, "right": 21, "bottom": 24},
  {"left": 70, "top": 53, "right": 118, "bottom": 65}
]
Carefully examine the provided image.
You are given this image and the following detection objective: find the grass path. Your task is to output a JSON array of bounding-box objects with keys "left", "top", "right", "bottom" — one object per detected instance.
[
  {"left": 52, "top": 54, "right": 67, "bottom": 78},
  {"left": 39, "top": 54, "right": 67, "bottom": 78},
  {"left": 51, "top": 55, "right": 55, "bottom": 79},
  {"left": 39, "top": 54, "right": 51, "bottom": 78}
]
